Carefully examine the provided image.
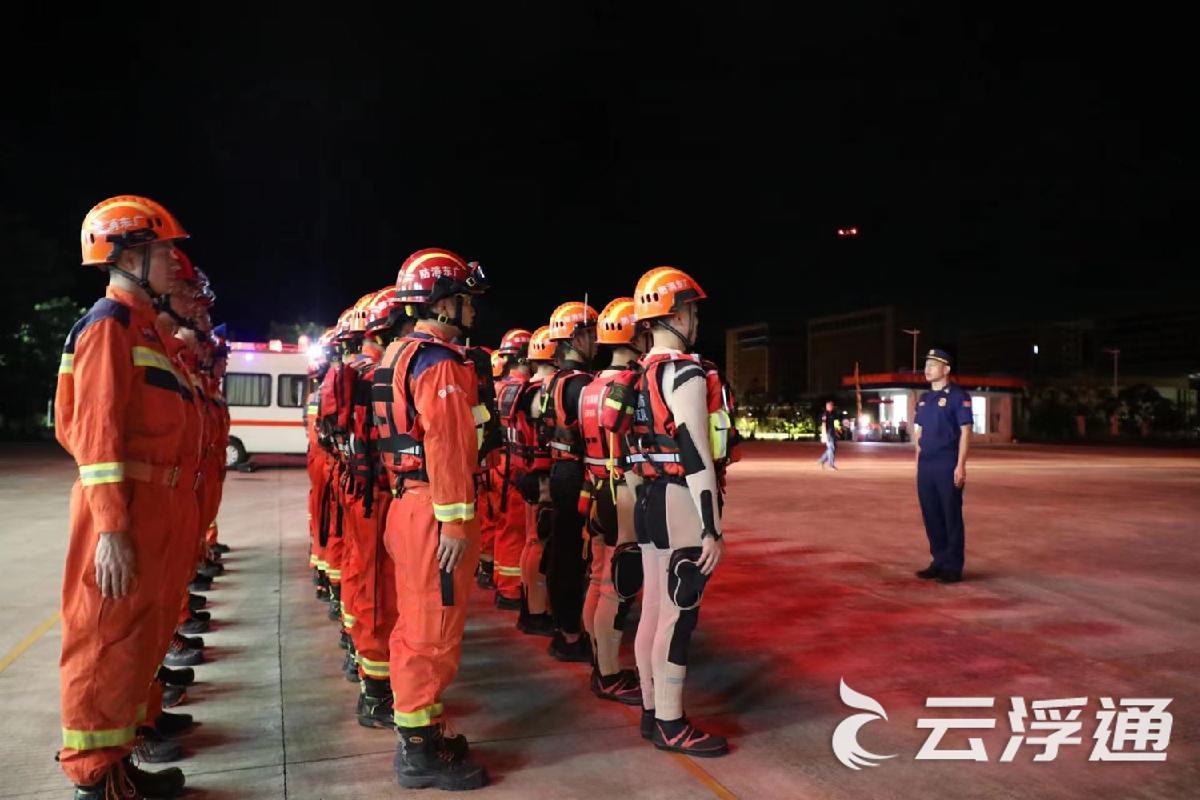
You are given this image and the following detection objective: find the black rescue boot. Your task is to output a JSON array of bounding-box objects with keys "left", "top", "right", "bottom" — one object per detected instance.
[
  {"left": 123, "top": 756, "right": 185, "bottom": 797},
  {"left": 328, "top": 584, "right": 342, "bottom": 622},
  {"left": 475, "top": 559, "right": 495, "bottom": 590},
  {"left": 74, "top": 759, "right": 143, "bottom": 799},
  {"left": 516, "top": 612, "right": 555, "bottom": 637},
  {"left": 154, "top": 711, "right": 194, "bottom": 738},
  {"left": 548, "top": 631, "right": 592, "bottom": 663},
  {"left": 339, "top": 630, "right": 353, "bottom": 651},
  {"left": 178, "top": 615, "right": 209, "bottom": 635},
  {"left": 343, "top": 649, "right": 360, "bottom": 683},
  {"left": 161, "top": 683, "right": 187, "bottom": 709},
  {"left": 393, "top": 725, "right": 487, "bottom": 791},
  {"left": 591, "top": 668, "right": 643, "bottom": 705},
  {"left": 157, "top": 666, "right": 194, "bottom": 687},
  {"left": 187, "top": 593, "right": 206, "bottom": 611},
  {"left": 357, "top": 677, "right": 395, "bottom": 729},
  {"left": 650, "top": 715, "right": 729, "bottom": 757},
  {"left": 133, "top": 726, "right": 182, "bottom": 763},
  {"left": 315, "top": 572, "right": 331, "bottom": 602}
]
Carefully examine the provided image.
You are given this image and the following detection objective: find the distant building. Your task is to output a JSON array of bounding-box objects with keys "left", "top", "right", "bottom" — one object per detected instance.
[
  {"left": 725, "top": 321, "right": 806, "bottom": 401},
  {"left": 807, "top": 306, "right": 929, "bottom": 396},
  {"left": 958, "top": 321, "right": 1090, "bottom": 377},
  {"left": 960, "top": 308, "right": 1199, "bottom": 417},
  {"left": 841, "top": 371, "right": 1028, "bottom": 444}
]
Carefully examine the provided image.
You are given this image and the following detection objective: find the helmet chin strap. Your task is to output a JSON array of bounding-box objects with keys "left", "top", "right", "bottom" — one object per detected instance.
[
  {"left": 112, "top": 246, "right": 168, "bottom": 308},
  {"left": 432, "top": 295, "right": 470, "bottom": 335}
]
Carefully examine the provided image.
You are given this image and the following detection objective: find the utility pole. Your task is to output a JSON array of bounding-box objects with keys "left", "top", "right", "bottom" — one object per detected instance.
[
  {"left": 1104, "top": 348, "right": 1120, "bottom": 395},
  {"left": 902, "top": 329, "right": 921, "bottom": 372}
]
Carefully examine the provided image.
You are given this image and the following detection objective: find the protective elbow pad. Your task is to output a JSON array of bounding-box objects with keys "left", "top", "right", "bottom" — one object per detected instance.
[
  {"left": 675, "top": 422, "right": 706, "bottom": 476},
  {"left": 536, "top": 502, "right": 554, "bottom": 542},
  {"left": 611, "top": 542, "right": 644, "bottom": 601},
  {"left": 668, "top": 546, "right": 708, "bottom": 610}
]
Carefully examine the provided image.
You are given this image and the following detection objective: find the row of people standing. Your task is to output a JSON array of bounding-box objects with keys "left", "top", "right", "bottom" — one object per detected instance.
[
  {"left": 57, "top": 195, "right": 233, "bottom": 799},
  {"left": 306, "top": 251, "right": 740, "bottom": 791}
]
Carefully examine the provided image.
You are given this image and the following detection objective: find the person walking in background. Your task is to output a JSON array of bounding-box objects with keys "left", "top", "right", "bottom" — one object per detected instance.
[{"left": 817, "top": 400, "right": 838, "bottom": 471}]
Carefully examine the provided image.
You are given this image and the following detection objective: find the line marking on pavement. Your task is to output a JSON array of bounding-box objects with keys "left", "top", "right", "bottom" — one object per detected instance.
[
  {"left": 670, "top": 751, "right": 738, "bottom": 799},
  {"left": 0, "top": 612, "right": 59, "bottom": 675},
  {"left": 619, "top": 706, "right": 737, "bottom": 799}
]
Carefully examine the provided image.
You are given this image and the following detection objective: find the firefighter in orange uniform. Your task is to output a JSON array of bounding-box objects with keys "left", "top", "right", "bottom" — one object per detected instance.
[
  {"left": 579, "top": 298, "right": 645, "bottom": 705},
  {"left": 307, "top": 328, "right": 337, "bottom": 598},
  {"left": 335, "top": 292, "right": 382, "bottom": 682},
  {"left": 57, "top": 196, "right": 193, "bottom": 798},
  {"left": 508, "top": 326, "right": 556, "bottom": 636},
  {"left": 628, "top": 267, "right": 733, "bottom": 756},
  {"left": 488, "top": 329, "right": 533, "bottom": 610},
  {"left": 538, "top": 301, "right": 599, "bottom": 662},
  {"left": 374, "top": 248, "right": 490, "bottom": 790},
  {"left": 343, "top": 288, "right": 410, "bottom": 725}
]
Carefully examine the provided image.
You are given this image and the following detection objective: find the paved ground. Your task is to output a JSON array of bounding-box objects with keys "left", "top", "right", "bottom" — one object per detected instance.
[{"left": 1, "top": 441, "right": 1198, "bottom": 799}]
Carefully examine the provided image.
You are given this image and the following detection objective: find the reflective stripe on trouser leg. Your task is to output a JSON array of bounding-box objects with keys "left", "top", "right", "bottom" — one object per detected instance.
[
  {"left": 60, "top": 482, "right": 170, "bottom": 786},
  {"left": 384, "top": 488, "right": 479, "bottom": 726}
]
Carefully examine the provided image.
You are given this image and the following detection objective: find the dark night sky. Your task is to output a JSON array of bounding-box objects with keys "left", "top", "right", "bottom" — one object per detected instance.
[{"left": 2, "top": 5, "right": 1194, "bottom": 359}]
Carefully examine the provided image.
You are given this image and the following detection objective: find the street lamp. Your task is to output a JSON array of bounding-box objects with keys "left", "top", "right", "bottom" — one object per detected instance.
[
  {"left": 1104, "top": 348, "right": 1120, "bottom": 395},
  {"left": 902, "top": 329, "right": 921, "bottom": 373}
]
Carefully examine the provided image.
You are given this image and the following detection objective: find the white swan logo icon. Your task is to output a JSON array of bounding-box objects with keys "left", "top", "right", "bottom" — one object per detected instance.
[{"left": 832, "top": 679, "right": 897, "bottom": 770}]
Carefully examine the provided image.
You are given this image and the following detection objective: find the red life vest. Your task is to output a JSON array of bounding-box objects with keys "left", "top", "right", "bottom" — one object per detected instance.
[
  {"left": 541, "top": 367, "right": 590, "bottom": 462},
  {"left": 627, "top": 352, "right": 738, "bottom": 480},
  {"left": 497, "top": 374, "right": 550, "bottom": 475},
  {"left": 579, "top": 370, "right": 634, "bottom": 481}
]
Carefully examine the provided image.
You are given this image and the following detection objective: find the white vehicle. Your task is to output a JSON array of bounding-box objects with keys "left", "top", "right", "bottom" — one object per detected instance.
[{"left": 223, "top": 340, "right": 311, "bottom": 467}]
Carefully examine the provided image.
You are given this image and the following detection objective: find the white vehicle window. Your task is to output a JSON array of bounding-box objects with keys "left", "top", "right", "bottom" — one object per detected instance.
[
  {"left": 225, "top": 373, "right": 271, "bottom": 407},
  {"left": 277, "top": 375, "right": 307, "bottom": 408}
]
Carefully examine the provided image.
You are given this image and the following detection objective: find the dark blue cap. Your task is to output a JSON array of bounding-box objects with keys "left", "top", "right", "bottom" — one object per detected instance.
[{"left": 925, "top": 348, "right": 952, "bottom": 367}]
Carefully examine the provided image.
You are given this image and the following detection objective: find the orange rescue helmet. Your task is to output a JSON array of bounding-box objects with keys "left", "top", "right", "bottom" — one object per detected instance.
[
  {"left": 81, "top": 195, "right": 189, "bottom": 266},
  {"left": 498, "top": 328, "right": 532, "bottom": 357},
  {"left": 596, "top": 297, "right": 638, "bottom": 346},
  {"left": 548, "top": 301, "right": 598, "bottom": 341},
  {"left": 633, "top": 267, "right": 706, "bottom": 322},
  {"left": 528, "top": 325, "right": 557, "bottom": 362}
]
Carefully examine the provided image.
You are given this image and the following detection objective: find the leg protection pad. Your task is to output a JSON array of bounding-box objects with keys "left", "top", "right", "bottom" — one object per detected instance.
[
  {"left": 536, "top": 502, "right": 554, "bottom": 542},
  {"left": 668, "top": 546, "right": 708, "bottom": 610},
  {"left": 675, "top": 422, "right": 706, "bottom": 476},
  {"left": 611, "top": 542, "right": 644, "bottom": 601}
]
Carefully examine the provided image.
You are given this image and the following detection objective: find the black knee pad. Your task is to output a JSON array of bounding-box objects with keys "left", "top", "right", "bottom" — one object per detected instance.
[
  {"left": 611, "top": 542, "right": 644, "bottom": 601},
  {"left": 668, "top": 546, "right": 708, "bottom": 610}
]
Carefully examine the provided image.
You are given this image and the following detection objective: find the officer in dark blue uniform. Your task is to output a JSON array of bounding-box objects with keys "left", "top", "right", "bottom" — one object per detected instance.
[{"left": 913, "top": 349, "right": 973, "bottom": 583}]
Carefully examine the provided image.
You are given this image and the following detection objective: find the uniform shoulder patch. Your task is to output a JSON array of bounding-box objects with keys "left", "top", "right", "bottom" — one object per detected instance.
[{"left": 64, "top": 298, "right": 131, "bottom": 354}]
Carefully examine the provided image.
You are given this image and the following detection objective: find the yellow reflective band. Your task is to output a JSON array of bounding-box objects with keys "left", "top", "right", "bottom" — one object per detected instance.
[
  {"left": 309, "top": 554, "right": 318, "bottom": 565},
  {"left": 394, "top": 702, "right": 444, "bottom": 728},
  {"left": 433, "top": 502, "right": 475, "bottom": 523},
  {"left": 62, "top": 720, "right": 138, "bottom": 751},
  {"left": 326, "top": 569, "right": 342, "bottom": 580},
  {"left": 307, "top": 404, "right": 319, "bottom": 414},
  {"left": 131, "top": 346, "right": 185, "bottom": 384},
  {"left": 604, "top": 397, "right": 624, "bottom": 410},
  {"left": 316, "top": 560, "right": 328, "bottom": 571},
  {"left": 495, "top": 565, "right": 523, "bottom": 577},
  {"left": 59, "top": 353, "right": 75, "bottom": 375},
  {"left": 471, "top": 404, "right": 491, "bottom": 425},
  {"left": 344, "top": 617, "right": 356, "bottom": 629},
  {"left": 79, "top": 461, "right": 125, "bottom": 486},
  {"left": 359, "top": 656, "right": 390, "bottom": 678}
]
